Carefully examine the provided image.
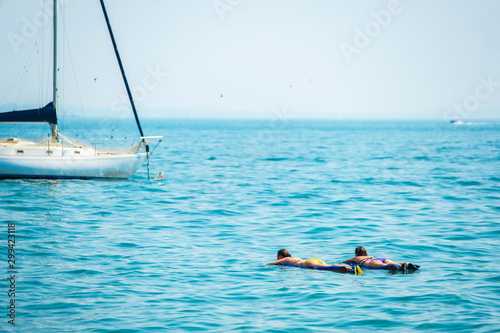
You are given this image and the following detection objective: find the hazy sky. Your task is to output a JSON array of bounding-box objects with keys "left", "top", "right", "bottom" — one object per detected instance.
[{"left": 1, "top": 0, "right": 499, "bottom": 120}]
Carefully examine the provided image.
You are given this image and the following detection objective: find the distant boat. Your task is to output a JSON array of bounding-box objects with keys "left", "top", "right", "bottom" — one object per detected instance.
[
  {"left": 450, "top": 120, "right": 464, "bottom": 125},
  {"left": 0, "top": 0, "right": 162, "bottom": 179}
]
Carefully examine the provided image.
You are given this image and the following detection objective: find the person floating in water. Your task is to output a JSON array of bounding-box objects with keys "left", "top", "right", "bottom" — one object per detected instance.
[
  {"left": 343, "top": 246, "right": 419, "bottom": 271},
  {"left": 267, "top": 249, "right": 361, "bottom": 274}
]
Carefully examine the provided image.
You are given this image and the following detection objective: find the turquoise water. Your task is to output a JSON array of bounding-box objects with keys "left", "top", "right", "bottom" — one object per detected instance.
[{"left": 2, "top": 120, "right": 500, "bottom": 332}]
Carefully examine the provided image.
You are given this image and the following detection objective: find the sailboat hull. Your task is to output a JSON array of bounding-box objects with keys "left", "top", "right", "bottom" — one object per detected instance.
[{"left": 0, "top": 152, "right": 148, "bottom": 179}]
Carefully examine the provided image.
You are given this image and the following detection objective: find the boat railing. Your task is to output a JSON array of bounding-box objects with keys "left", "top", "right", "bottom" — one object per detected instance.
[
  {"left": 94, "top": 135, "right": 163, "bottom": 154},
  {"left": 4, "top": 133, "right": 164, "bottom": 155}
]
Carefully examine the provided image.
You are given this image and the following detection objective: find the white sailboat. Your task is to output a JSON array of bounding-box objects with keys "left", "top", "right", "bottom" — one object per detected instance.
[{"left": 0, "top": 0, "right": 162, "bottom": 179}]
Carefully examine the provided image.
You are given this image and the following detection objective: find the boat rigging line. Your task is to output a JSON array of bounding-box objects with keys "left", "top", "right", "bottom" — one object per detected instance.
[{"left": 99, "top": 0, "right": 151, "bottom": 179}]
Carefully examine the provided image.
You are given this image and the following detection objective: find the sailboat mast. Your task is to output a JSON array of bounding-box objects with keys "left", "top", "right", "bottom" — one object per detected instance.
[
  {"left": 51, "top": 0, "right": 58, "bottom": 142},
  {"left": 99, "top": 0, "right": 149, "bottom": 154}
]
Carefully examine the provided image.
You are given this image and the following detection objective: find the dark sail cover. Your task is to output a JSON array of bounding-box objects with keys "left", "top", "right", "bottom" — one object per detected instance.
[{"left": 0, "top": 102, "right": 57, "bottom": 124}]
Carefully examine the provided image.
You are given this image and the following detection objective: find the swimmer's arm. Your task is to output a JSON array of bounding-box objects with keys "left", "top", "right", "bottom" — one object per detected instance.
[
  {"left": 342, "top": 257, "right": 356, "bottom": 263},
  {"left": 266, "top": 258, "right": 285, "bottom": 265}
]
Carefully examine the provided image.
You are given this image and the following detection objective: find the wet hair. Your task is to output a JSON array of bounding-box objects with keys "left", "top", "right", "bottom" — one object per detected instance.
[
  {"left": 355, "top": 246, "right": 367, "bottom": 256},
  {"left": 277, "top": 249, "right": 291, "bottom": 257}
]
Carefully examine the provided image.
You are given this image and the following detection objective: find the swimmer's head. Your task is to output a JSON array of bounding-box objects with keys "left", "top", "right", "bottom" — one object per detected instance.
[
  {"left": 355, "top": 246, "right": 367, "bottom": 256},
  {"left": 277, "top": 249, "right": 291, "bottom": 258}
]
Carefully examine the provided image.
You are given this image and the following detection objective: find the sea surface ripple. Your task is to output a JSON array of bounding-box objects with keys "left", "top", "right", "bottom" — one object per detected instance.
[{"left": 1, "top": 120, "right": 499, "bottom": 332}]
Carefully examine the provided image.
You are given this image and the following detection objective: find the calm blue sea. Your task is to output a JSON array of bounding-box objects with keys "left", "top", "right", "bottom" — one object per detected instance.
[{"left": 2, "top": 119, "right": 500, "bottom": 332}]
